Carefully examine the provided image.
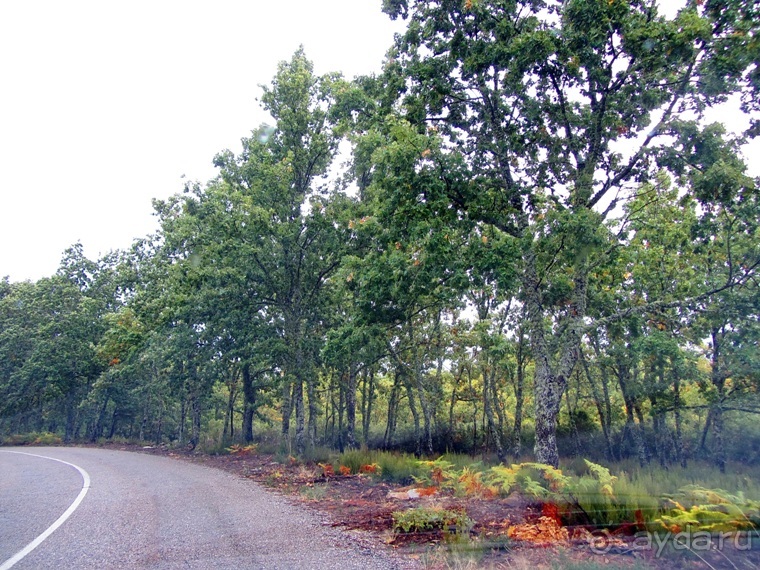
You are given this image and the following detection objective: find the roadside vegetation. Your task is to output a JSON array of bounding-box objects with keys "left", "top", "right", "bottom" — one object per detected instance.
[{"left": 147, "top": 443, "right": 759, "bottom": 568}]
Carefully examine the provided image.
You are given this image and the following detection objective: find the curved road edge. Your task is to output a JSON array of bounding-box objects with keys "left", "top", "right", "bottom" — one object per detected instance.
[{"left": 0, "top": 450, "right": 91, "bottom": 570}]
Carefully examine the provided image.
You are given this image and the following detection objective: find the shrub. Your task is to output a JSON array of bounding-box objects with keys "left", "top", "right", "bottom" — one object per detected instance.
[
  {"left": 338, "top": 449, "right": 376, "bottom": 474},
  {"left": 251, "top": 429, "right": 283, "bottom": 454},
  {"left": 0, "top": 432, "right": 63, "bottom": 446},
  {"left": 377, "top": 452, "right": 423, "bottom": 484},
  {"left": 299, "top": 484, "right": 328, "bottom": 501},
  {"left": 655, "top": 485, "right": 760, "bottom": 533},
  {"left": 393, "top": 507, "right": 474, "bottom": 536},
  {"left": 0, "top": 433, "right": 33, "bottom": 445},
  {"left": 33, "top": 432, "right": 63, "bottom": 445},
  {"left": 483, "top": 462, "right": 570, "bottom": 498},
  {"left": 226, "top": 444, "right": 257, "bottom": 456},
  {"left": 300, "top": 445, "right": 333, "bottom": 465}
]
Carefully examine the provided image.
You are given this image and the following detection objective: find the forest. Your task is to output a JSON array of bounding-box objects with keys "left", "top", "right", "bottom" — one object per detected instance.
[{"left": 1, "top": 0, "right": 758, "bottom": 475}]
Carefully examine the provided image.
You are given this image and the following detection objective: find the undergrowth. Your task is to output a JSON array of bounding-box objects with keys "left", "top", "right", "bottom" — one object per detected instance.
[
  {"left": 0, "top": 431, "right": 63, "bottom": 445},
  {"left": 253, "top": 444, "right": 760, "bottom": 536},
  {"left": 326, "top": 448, "right": 424, "bottom": 483},
  {"left": 408, "top": 455, "right": 760, "bottom": 534},
  {"left": 393, "top": 506, "right": 474, "bottom": 536}
]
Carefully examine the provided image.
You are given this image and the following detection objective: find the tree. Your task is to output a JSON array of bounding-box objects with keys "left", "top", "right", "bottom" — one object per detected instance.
[
  {"left": 0, "top": 247, "right": 110, "bottom": 440},
  {"left": 157, "top": 49, "right": 349, "bottom": 454},
  {"left": 370, "top": 0, "right": 759, "bottom": 466}
]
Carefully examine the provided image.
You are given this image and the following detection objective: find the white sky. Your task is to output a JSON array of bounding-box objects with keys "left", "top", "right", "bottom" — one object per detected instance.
[
  {"left": 0, "top": 2, "right": 757, "bottom": 283},
  {"left": 0, "top": 1, "right": 403, "bottom": 282}
]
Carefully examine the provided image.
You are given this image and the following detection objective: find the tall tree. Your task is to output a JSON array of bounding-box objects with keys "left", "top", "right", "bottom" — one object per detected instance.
[
  {"left": 0, "top": 247, "right": 110, "bottom": 440},
  {"left": 159, "top": 49, "right": 349, "bottom": 454}
]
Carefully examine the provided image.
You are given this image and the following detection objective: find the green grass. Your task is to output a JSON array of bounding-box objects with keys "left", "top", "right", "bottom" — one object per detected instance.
[
  {"left": 393, "top": 506, "right": 474, "bottom": 535},
  {"left": 613, "top": 459, "right": 760, "bottom": 501},
  {"left": 336, "top": 448, "right": 376, "bottom": 473},
  {"left": 206, "top": 432, "right": 760, "bottom": 535},
  {"left": 298, "top": 483, "right": 328, "bottom": 501},
  {"left": 299, "top": 445, "right": 334, "bottom": 465},
  {"left": 324, "top": 448, "right": 425, "bottom": 483},
  {"left": 375, "top": 451, "right": 424, "bottom": 483},
  {"left": 565, "top": 460, "right": 760, "bottom": 532},
  {"left": 0, "top": 431, "right": 63, "bottom": 446},
  {"left": 549, "top": 552, "right": 651, "bottom": 570}
]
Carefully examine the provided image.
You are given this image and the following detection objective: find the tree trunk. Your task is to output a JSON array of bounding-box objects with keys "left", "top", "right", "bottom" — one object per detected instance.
[
  {"left": 361, "top": 367, "right": 375, "bottom": 446},
  {"left": 618, "top": 363, "right": 648, "bottom": 466},
  {"left": 64, "top": 390, "right": 77, "bottom": 443},
  {"left": 565, "top": 384, "right": 582, "bottom": 457},
  {"left": 650, "top": 394, "right": 667, "bottom": 468},
  {"left": 712, "top": 403, "right": 726, "bottom": 474},
  {"left": 337, "top": 379, "right": 345, "bottom": 452},
  {"left": 710, "top": 327, "right": 727, "bottom": 473},
  {"left": 306, "top": 371, "right": 318, "bottom": 449},
  {"left": 346, "top": 364, "right": 358, "bottom": 449},
  {"left": 323, "top": 370, "right": 333, "bottom": 443},
  {"left": 224, "top": 375, "right": 237, "bottom": 441},
  {"left": 91, "top": 394, "right": 110, "bottom": 443},
  {"left": 294, "top": 379, "right": 306, "bottom": 455},
  {"left": 155, "top": 411, "right": 163, "bottom": 445},
  {"left": 699, "top": 407, "right": 713, "bottom": 455},
  {"left": 511, "top": 333, "right": 526, "bottom": 458},
  {"left": 483, "top": 364, "right": 506, "bottom": 462},
  {"left": 403, "top": 372, "right": 422, "bottom": 457},
  {"left": 581, "top": 351, "right": 614, "bottom": 460},
  {"left": 281, "top": 380, "right": 292, "bottom": 441},
  {"left": 651, "top": 362, "right": 675, "bottom": 467},
  {"left": 139, "top": 397, "right": 150, "bottom": 442},
  {"left": 109, "top": 408, "right": 119, "bottom": 439},
  {"left": 673, "top": 369, "right": 687, "bottom": 469},
  {"left": 178, "top": 398, "right": 186, "bottom": 444},
  {"left": 448, "top": 366, "right": 462, "bottom": 447},
  {"left": 242, "top": 364, "right": 256, "bottom": 443},
  {"left": 189, "top": 390, "right": 201, "bottom": 451},
  {"left": 523, "top": 249, "right": 584, "bottom": 468},
  {"left": 415, "top": 366, "right": 434, "bottom": 456},
  {"left": 491, "top": 375, "right": 507, "bottom": 447},
  {"left": 384, "top": 371, "right": 401, "bottom": 449},
  {"left": 532, "top": 361, "right": 565, "bottom": 467}
]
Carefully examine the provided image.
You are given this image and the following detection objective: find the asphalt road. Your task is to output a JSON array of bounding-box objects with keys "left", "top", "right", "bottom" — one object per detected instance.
[{"left": 0, "top": 447, "right": 411, "bottom": 569}]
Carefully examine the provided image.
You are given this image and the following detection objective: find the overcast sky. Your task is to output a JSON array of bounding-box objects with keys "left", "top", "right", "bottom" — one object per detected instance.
[
  {"left": 0, "top": 1, "right": 403, "bottom": 282},
  {"left": 1, "top": 3, "right": 757, "bottom": 283}
]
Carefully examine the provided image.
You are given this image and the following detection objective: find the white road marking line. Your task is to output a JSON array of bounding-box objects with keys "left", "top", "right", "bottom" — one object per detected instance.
[{"left": 0, "top": 450, "right": 91, "bottom": 570}]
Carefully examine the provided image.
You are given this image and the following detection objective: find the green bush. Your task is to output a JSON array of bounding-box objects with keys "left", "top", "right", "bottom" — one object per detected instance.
[
  {"left": 655, "top": 485, "right": 760, "bottom": 532},
  {"left": 393, "top": 507, "right": 474, "bottom": 536},
  {"left": 301, "top": 445, "right": 334, "bottom": 465},
  {"left": 33, "top": 432, "right": 63, "bottom": 445},
  {"left": 299, "top": 484, "right": 328, "bottom": 501},
  {"left": 326, "top": 449, "right": 423, "bottom": 482},
  {"left": 0, "top": 433, "right": 32, "bottom": 445},
  {"left": 0, "top": 432, "right": 62, "bottom": 446},
  {"left": 251, "top": 429, "right": 284, "bottom": 455},
  {"left": 337, "top": 448, "right": 376, "bottom": 474},
  {"left": 377, "top": 452, "right": 423, "bottom": 483}
]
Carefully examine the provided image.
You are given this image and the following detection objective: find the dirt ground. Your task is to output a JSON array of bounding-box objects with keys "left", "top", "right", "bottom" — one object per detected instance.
[{"left": 99, "top": 443, "right": 759, "bottom": 570}]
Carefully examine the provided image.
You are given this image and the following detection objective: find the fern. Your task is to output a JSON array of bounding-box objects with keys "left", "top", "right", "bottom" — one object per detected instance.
[
  {"left": 521, "top": 475, "right": 551, "bottom": 498},
  {"left": 482, "top": 462, "right": 571, "bottom": 497},
  {"left": 484, "top": 464, "right": 518, "bottom": 494},
  {"left": 583, "top": 460, "right": 618, "bottom": 499},
  {"left": 392, "top": 507, "right": 474, "bottom": 535},
  {"left": 655, "top": 486, "right": 760, "bottom": 533},
  {"left": 415, "top": 457, "right": 457, "bottom": 488}
]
